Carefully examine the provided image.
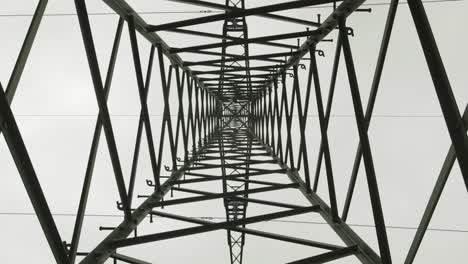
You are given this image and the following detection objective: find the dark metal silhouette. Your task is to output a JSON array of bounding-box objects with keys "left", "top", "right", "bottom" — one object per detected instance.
[{"left": 0, "top": 0, "right": 466, "bottom": 263}]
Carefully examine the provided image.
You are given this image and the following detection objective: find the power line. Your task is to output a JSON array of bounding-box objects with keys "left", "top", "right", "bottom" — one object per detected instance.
[
  {"left": 0, "top": 10, "right": 218, "bottom": 18},
  {"left": 303, "top": 0, "right": 464, "bottom": 8},
  {"left": 0, "top": 0, "right": 463, "bottom": 18},
  {"left": 1, "top": 211, "right": 467, "bottom": 234},
  {"left": 0, "top": 211, "right": 122, "bottom": 218},
  {"left": 10, "top": 114, "right": 446, "bottom": 118}
]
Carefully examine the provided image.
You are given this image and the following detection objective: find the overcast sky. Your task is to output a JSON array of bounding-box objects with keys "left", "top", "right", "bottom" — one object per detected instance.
[{"left": 0, "top": 0, "right": 467, "bottom": 263}]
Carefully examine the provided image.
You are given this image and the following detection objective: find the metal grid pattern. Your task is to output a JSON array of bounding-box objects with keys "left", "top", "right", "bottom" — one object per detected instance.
[{"left": 1, "top": 0, "right": 467, "bottom": 263}]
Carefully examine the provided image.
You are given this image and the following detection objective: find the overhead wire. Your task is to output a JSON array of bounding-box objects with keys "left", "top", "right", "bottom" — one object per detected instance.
[
  {"left": 0, "top": 211, "right": 467, "bottom": 234},
  {"left": 0, "top": 0, "right": 463, "bottom": 17}
]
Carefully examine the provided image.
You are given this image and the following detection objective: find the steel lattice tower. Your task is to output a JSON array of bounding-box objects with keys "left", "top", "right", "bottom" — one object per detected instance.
[
  {"left": 219, "top": 1, "right": 251, "bottom": 262},
  {"left": 1, "top": 0, "right": 468, "bottom": 263}
]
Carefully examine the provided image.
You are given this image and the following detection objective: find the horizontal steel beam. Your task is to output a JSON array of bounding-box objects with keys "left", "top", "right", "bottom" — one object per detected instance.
[
  {"left": 151, "top": 210, "right": 340, "bottom": 250},
  {"left": 261, "top": 140, "right": 382, "bottom": 264},
  {"left": 102, "top": 0, "right": 223, "bottom": 102},
  {"left": 150, "top": 183, "right": 298, "bottom": 207},
  {"left": 172, "top": 186, "right": 303, "bottom": 208},
  {"left": 204, "top": 80, "right": 270, "bottom": 84},
  {"left": 200, "top": 74, "right": 274, "bottom": 80},
  {"left": 148, "top": 0, "right": 335, "bottom": 31},
  {"left": 173, "top": 169, "right": 286, "bottom": 184},
  {"left": 192, "top": 65, "right": 282, "bottom": 75},
  {"left": 79, "top": 141, "right": 212, "bottom": 263},
  {"left": 171, "top": 30, "right": 318, "bottom": 53},
  {"left": 111, "top": 253, "right": 152, "bottom": 264},
  {"left": 111, "top": 206, "right": 320, "bottom": 247},
  {"left": 169, "top": 0, "right": 321, "bottom": 27},
  {"left": 184, "top": 51, "right": 298, "bottom": 66},
  {"left": 287, "top": 246, "right": 358, "bottom": 264},
  {"left": 166, "top": 28, "right": 298, "bottom": 50},
  {"left": 262, "top": 0, "right": 367, "bottom": 92}
]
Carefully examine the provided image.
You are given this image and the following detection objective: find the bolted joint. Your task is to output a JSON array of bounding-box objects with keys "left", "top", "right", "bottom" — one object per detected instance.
[
  {"left": 99, "top": 226, "right": 116, "bottom": 231},
  {"left": 356, "top": 8, "right": 372, "bottom": 13},
  {"left": 146, "top": 179, "right": 155, "bottom": 187},
  {"left": 316, "top": 49, "right": 325, "bottom": 57}
]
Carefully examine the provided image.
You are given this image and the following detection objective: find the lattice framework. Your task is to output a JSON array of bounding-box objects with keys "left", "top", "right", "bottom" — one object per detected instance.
[{"left": 1, "top": 0, "right": 467, "bottom": 263}]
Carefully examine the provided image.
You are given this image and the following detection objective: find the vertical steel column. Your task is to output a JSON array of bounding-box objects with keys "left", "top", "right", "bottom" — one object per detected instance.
[
  {"left": 404, "top": 0, "right": 468, "bottom": 262},
  {"left": 275, "top": 76, "right": 285, "bottom": 161},
  {"left": 293, "top": 64, "right": 312, "bottom": 192},
  {"left": 309, "top": 49, "right": 339, "bottom": 221},
  {"left": 186, "top": 77, "right": 194, "bottom": 154},
  {"left": 128, "top": 16, "right": 160, "bottom": 200},
  {"left": 0, "top": 83, "right": 70, "bottom": 264},
  {"left": 174, "top": 67, "right": 189, "bottom": 161},
  {"left": 339, "top": 18, "right": 392, "bottom": 264},
  {"left": 283, "top": 69, "right": 295, "bottom": 168},
  {"left": 407, "top": 0, "right": 468, "bottom": 190},
  {"left": 75, "top": 0, "right": 131, "bottom": 219},
  {"left": 4, "top": 0, "right": 48, "bottom": 104},
  {"left": 0, "top": 0, "right": 69, "bottom": 262},
  {"left": 128, "top": 44, "right": 156, "bottom": 205},
  {"left": 69, "top": 18, "right": 124, "bottom": 263},
  {"left": 155, "top": 48, "right": 175, "bottom": 188},
  {"left": 405, "top": 105, "right": 468, "bottom": 264},
  {"left": 342, "top": 0, "right": 399, "bottom": 221},
  {"left": 268, "top": 85, "right": 275, "bottom": 154},
  {"left": 311, "top": 37, "right": 341, "bottom": 193}
]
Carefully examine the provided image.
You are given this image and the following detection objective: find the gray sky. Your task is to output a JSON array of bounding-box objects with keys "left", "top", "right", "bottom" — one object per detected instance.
[{"left": 0, "top": 0, "right": 467, "bottom": 263}]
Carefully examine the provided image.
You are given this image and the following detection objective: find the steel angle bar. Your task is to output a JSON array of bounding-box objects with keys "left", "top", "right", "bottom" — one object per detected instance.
[
  {"left": 152, "top": 183, "right": 299, "bottom": 207},
  {"left": 111, "top": 253, "right": 151, "bottom": 264},
  {"left": 171, "top": 187, "right": 304, "bottom": 209},
  {"left": 0, "top": 0, "right": 48, "bottom": 138},
  {"left": 192, "top": 65, "right": 283, "bottom": 75},
  {"left": 69, "top": 17, "right": 125, "bottom": 264},
  {"left": 404, "top": 105, "right": 468, "bottom": 264},
  {"left": 112, "top": 206, "right": 320, "bottom": 248},
  {"left": 287, "top": 246, "right": 358, "bottom": 264},
  {"left": 169, "top": 0, "right": 321, "bottom": 27},
  {"left": 262, "top": 0, "right": 367, "bottom": 93},
  {"left": 171, "top": 30, "right": 319, "bottom": 53},
  {"left": 167, "top": 28, "right": 299, "bottom": 50},
  {"left": 342, "top": 0, "right": 399, "bottom": 221},
  {"left": 78, "top": 142, "right": 213, "bottom": 264},
  {"left": 309, "top": 50, "right": 339, "bottom": 221},
  {"left": 5, "top": 0, "right": 48, "bottom": 103},
  {"left": 311, "top": 37, "right": 341, "bottom": 192},
  {"left": 173, "top": 170, "right": 286, "bottom": 185},
  {"left": 75, "top": 0, "right": 132, "bottom": 219},
  {"left": 148, "top": 0, "right": 336, "bottom": 32},
  {"left": 184, "top": 51, "right": 298, "bottom": 66},
  {"left": 260, "top": 140, "right": 382, "bottom": 264},
  {"left": 151, "top": 210, "right": 340, "bottom": 250},
  {"left": 128, "top": 17, "right": 159, "bottom": 205},
  {"left": 0, "top": 84, "right": 69, "bottom": 264},
  {"left": 339, "top": 18, "right": 392, "bottom": 264},
  {"left": 408, "top": 0, "right": 468, "bottom": 190},
  {"left": 102, "top": 0, "right": 224, "bottom": 104}
]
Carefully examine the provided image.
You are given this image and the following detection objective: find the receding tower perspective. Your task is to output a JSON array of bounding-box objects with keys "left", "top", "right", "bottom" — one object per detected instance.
[{"left": 0, "top": 0, "right": 467, "bottom": 263}]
